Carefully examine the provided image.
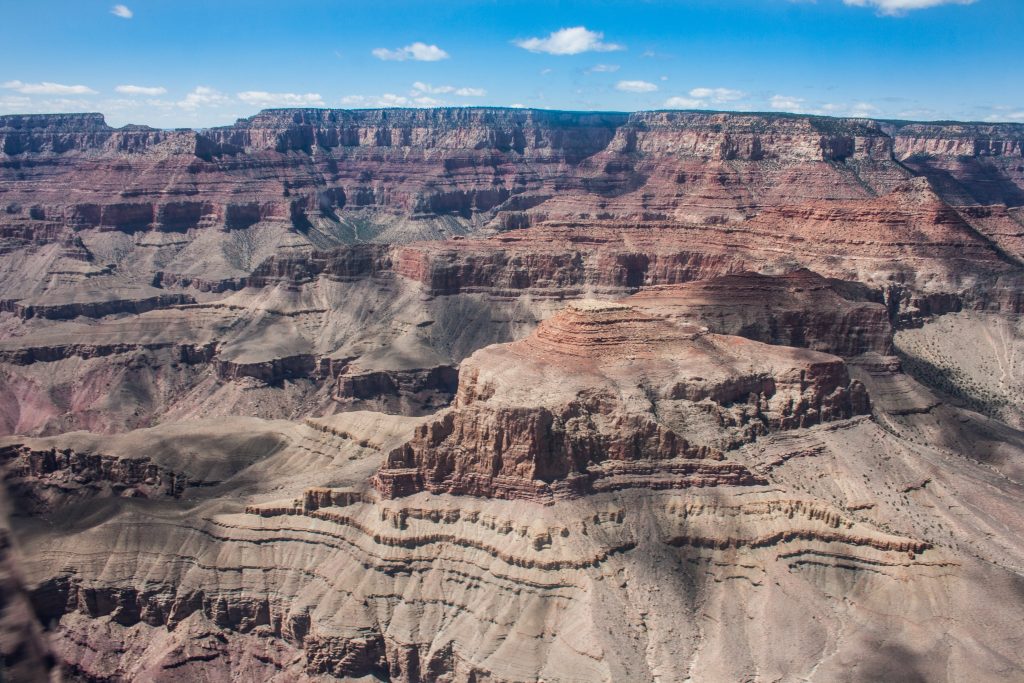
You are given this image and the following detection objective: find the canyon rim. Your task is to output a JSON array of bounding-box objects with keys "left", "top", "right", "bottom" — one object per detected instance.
[{"left": 2, "top": 1, "right": 1024, "bottom": 681}]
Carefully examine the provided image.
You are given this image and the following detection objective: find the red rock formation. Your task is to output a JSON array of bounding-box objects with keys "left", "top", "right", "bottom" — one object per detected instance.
[
  {"left": 624, "top": 269, "right": 893, "bottom": 356},
  {"left": 3, "top": 109, "right": 1022, "bottom": 320},
  {"left": 375, "top": 301, "right": 869, "bottom": 500}
]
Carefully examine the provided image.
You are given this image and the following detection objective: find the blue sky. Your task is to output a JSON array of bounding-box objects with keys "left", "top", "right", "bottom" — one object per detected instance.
[{"left": 1, "top": 0, "right": 1021, "bottom": 128}]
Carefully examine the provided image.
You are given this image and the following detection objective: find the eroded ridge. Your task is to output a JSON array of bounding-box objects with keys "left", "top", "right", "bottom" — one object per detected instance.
[{"left": 374, "top": 301, "right": 870, "bottom": 500}]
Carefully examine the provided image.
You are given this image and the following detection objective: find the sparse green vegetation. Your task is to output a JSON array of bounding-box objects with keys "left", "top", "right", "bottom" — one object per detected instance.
[{"left": 895, "top": 312, "right": 1024, "bottom": 428}]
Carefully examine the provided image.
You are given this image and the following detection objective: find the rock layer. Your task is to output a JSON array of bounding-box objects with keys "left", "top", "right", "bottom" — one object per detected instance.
[
  {"left": 375, "top": 301, "right": 869, "bottom": 500},
  {"left": 2, "top": 107, "right": 1024, "bottom": 682}
]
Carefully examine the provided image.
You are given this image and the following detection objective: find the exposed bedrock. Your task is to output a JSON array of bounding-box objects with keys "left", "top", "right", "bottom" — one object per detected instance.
[
  {"left": 15, "top": 401, "right": 1024, "bottom": 682},
  {"left": 1, "top": 109, "right": 1021, "bottom": 249},
  {"left": 1, "top": 444, "right": 194, "bottom": 513},
  {"left": 3, "top": 109, "right": 1022, "bottom": 328},
  {"left": 623, "top": 269, "right": 894, "bottom": 356},
  {"left": 0, "top": 291, "right": 195, "bottom": 320},
  {"left": 0, "top": 419, "right": 289, "bottom": 514},
  {"left": 383, "top": 179, "right": 1024, "bottom": 314},
  {"left": 332, "top": 365, "right": 459, "bottom": 416},
  {"left": 2, "top": 108, "right": 1024, "bottom": 682},
  {"left": 375, "top": 301, "right": 869, "bottom": 500},
  {"left": 0, "top": 485, "right": 57, "bottom": 681}
]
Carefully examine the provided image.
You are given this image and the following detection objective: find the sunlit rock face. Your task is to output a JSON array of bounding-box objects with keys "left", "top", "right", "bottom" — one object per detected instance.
[
  {"left": 375, "top": 301, "right": 869, "bottom": 500},
  {"left": 1, "top": 108, "right": 1024, "bottom": 682}
]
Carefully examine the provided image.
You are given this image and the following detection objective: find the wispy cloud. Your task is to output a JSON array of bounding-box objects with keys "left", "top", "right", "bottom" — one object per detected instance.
[
  {"left": 663, "top": 97, "right": 704, "bottom": 109},
  {"left": 587, "top": 64, "right": 620, "bottom": 73},
  {"left": 662, "top": 87, "right": 745, "bottom": 110},
  {"left": 847, "top": 101, "right": 881, "bottom": 116},
  {"left": 0, "top": 95, "right": 32, "bottom": 109},
  {"left": 412, "top": 82, "right": 486, "bottom": 97},
  {"left": 616, "top": 80, "right": 658, "bottom": 93},
  {"left": 770, "top": 94, "right": 807, "bottom": 111},
  {"left": 115, "top": 84, "right": 166, "bottom": 96},
  {"left": 982, "top": 106, "right": 1024, "bottom": 122},
  {"left": 237, "top": 91, "right": 325, "bottom": 107},
  {"left": 340, "top": 93, "right": 444, "bottom": 108},
  {"left": 178, "top": 86, "right": 230, "bottom": 111},
  {"left": 897, "top": 108, "right": 937, "bottom": 119},
  {"left": 843, "top": 0, "right": 976, "bottom": 16},
  {"left": 110, "top": 4, "right": 133, "bottom": 19},
  {"left": 2, "top": 80, "right": 97, "bottom": 95},
  {"left": 371, "top": 42, "right": 449, "bottom": 62},
  {"left": 766, "top": 96, "right": 882, "bottom": 117},
  {"left": 514, "top": 27, "right": 623, "bottom": 55},
  {"left": 689, "top": 87, "right": 745, "bottom": 104}
]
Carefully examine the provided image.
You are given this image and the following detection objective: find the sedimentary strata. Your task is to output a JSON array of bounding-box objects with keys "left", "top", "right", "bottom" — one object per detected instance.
[{"left": 1, "top": 108, "right": 1024, "bottom": 681}]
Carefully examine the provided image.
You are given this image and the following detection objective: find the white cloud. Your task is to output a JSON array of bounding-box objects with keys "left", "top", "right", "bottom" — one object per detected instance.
[
  {"left": 766, "top": 95, "right": 879, "bottom": 116},
  {"left": 412, "top": 82, "right": 486, "bottom": 97},
  {"left": 0, "top": 95, "right": 32, "bottom": 109},
  {"left": 111, "top": 4, "right": 133, "bottom": 18},
  {"left": 587, "top": 64, "right": 620, "bottom": 73},
  {"left": 898, "top": 108, "right": 937, "bottom": 119},
  {"left": 178, "top": 86, "right": 230, "bottom": 110},
  {"left": 340, "top": 93, "right": 444, "bottom": 108},
  {"left": 514, "top": 27, "right": 623, "bottom": 55},
  {"left": 237, "top": 91, "right": 325, "bottom": 107},
  {"left": 509, "top": 103, "right": 527, "bottom": 109},
  {"left": 115, "top": 84, "right": 166, "bottom": 96},
  {"left": 843, "top": 0, "right": 975, "bottom": 15},
  {"left": 984, "top": 111, "right": 1024, "bottom": 122},
  {"left": 412, "top": 82, "right": 450, "bottom": 95},
  {"left": 616, "top": 80, "right": 658, "bottom": 93},
  {"left": 371, "top": 42, "right": 449, "bottom": 62},
  {"left": 0, "top": 94, "right": 95, "bottom": 114},
  {"left": 770, "top": 95, "right": 806, "bottom": 111},
  {"left": 663, "top": 97, "right": 705, "bottom": 109},
  {"left": 2, "top": 80, "right": 97, "bottom": 95},
  {"left": 106, "top": 97, "right": 176, "bottom": 111},
  {"left": 848, "top": 101, "right": 881, "bottom": 116},
  {"left": 689, "top": 87, "right": 744, "bottom": 103}
]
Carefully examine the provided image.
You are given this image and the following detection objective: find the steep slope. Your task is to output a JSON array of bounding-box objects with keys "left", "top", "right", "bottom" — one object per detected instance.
[
  {"left": 2, "top": 109, "right": 1021, "bottom": 303},
  {"left": 4, "top": 299, "right": 1024, "bottom": 681},
  {"left": 2, "top": 108, "right": 1024, "bottom": 681}
]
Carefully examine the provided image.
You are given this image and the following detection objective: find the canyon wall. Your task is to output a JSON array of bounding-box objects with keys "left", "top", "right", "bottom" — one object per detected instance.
[{"left": 3, "top": 108, "right": 1024, "bottom": 681}]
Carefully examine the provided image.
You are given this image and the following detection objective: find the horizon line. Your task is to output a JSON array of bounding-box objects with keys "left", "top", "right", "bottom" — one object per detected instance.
[{"left": 2, "top": 107, "right": 1024, "bottom": 132}]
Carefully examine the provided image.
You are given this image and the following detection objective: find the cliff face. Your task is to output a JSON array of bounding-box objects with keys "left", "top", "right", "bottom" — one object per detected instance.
[
  {"left": 625, "top": 269, "right": 894, "bottom": 356},
  {"left": 3, "top": 108, "right": 1024, "bottom": 682},
  {"left": 2, "top": 108, "right": 1022, "bottom": 318},
  {"left": 0, "top": 108, "right": 1019, "bottom": 442},
  {"left": 375, "top": 301, "right": 869, "bottom": 500},
  {"left": 2, "top": 109, "right": 1020, "bottom": 248},
  {"left": 8, "top": 315, "right": 1024, "bottom": 683}
]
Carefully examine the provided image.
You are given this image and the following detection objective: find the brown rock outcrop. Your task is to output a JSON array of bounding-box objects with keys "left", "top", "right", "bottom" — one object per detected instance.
[
  {"left": 624, "top": 269, "right": 893, "bottom": 356},
  {"left": 3, "top": 108, "right": 1024, "bottom": 682},
  {"left": 3, "top": 108, "right": 1022, "bottom": 326},
  {"left": 375, "top": 301, "right": 869, "bottom": 500}
]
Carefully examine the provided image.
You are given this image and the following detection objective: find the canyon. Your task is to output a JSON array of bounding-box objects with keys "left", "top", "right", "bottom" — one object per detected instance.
[{"left": 0, "top": 107, "right": 1023, "bottom": 681}]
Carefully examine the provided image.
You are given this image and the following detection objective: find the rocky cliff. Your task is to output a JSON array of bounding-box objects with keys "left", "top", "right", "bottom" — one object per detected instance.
[
  {"left": 3, "top": 108, "right": 1024, "bottom": 682},
  {"left": 376, "top": 300, "right": 869, "bottom": 500}
]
